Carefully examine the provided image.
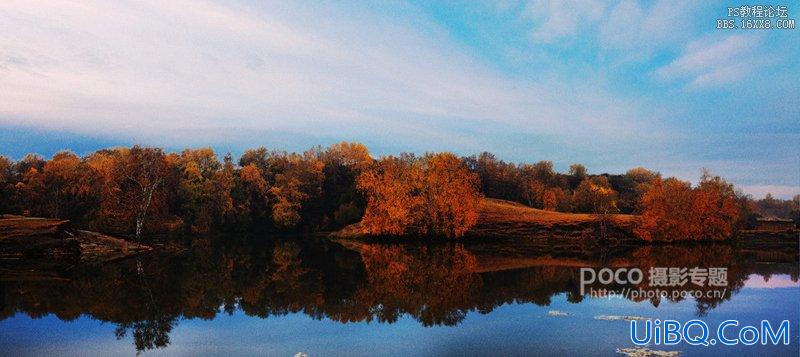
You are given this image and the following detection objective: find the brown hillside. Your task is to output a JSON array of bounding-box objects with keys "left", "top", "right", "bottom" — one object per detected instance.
[
  {"left": 466, "top": 198, "right": 638, "bottom": 240},
  {"left": 332, "top": 198, "right": 640, "bottom": 241},
  {"left": 475, "top": 198, "right": 637, "bottom": 225}
]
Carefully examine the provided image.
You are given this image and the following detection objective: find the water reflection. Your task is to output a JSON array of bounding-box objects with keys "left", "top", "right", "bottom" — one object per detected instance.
[{"left": 0, "top": 237, "right": 797, "bottom": 353}]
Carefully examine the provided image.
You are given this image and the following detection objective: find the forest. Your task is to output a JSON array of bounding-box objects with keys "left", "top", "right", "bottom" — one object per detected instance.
[{"left": 0, "top": 143, "right": 797, "bottom": 241}]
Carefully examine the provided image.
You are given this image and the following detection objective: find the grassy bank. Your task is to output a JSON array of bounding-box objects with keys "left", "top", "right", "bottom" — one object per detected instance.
[{"left": 333, "top": 198, "right": 640, "bottom": 241}]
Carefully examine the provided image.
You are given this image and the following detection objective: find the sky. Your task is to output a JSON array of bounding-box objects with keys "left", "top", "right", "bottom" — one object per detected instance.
[{"left": 0, "top": 0, "right": 798, "bottom": 198}]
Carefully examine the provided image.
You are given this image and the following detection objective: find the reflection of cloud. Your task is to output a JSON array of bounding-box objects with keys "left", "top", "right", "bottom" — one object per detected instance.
[{"left": 744, "top": 274, "right": 800, "bottom": 289}]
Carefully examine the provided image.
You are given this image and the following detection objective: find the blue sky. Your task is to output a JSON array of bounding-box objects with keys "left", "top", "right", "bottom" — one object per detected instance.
[{"left": 0, "top": 0, "right": 798, "bottom": 198}]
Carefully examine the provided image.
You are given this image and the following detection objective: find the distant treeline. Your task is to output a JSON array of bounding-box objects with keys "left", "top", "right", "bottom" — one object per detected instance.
[{"left": 0, "top": 143, "right": 795, "bottom": 240}]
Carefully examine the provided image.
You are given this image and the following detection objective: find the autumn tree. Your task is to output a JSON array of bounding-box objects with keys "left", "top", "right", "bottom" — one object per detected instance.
[
  {"left": 268, "top": 151, "right": 324, "bottom": 227},
  {"left": 93, "top": 146, "right": 172, "bottom": 238},
  {"left": 568, "top": 163, "right": 587, "bottom": 189},
  {"left": 357, "top": 155, "right": 422, "bottom": 235},
  {"left": 529, "top": 161, "right": 556, "bottom": 186},
  {"left": 10, "top": 163, "right": 45, "bottom": 216},
  {"left": 418, "top": 153, "right": 481, "bottom": 237},
  {"left": 235, "top": 163, "right": 270, "bottom": 222},
  {"left": 635, "top": 171, "right": 741, "bottom": 241},
  {"left": 542, "top": 188, "right": 561, "bottom": 211},
  {"left": 357, "top": 152, "right": 481, "bottom": 238},
  {"left": 517, "top": 161, "right": 564, "bottom": 209},
  {"left": 635, "top": 177, "right": 694, "bottom": 242},
  {"left": 619, "top": 167, "right": 660, "bottom": 213},
  {"left": 318, "top": 142, "right": 372, "bottom": 228},
  {"left": 38, "top": 151, "right": 100, "bottom": 221},
  {"left": 13, "top": 154, "right": 46, "bottom": 176},
  {"left": 572, "top": 176, "right": 619, "bottom": 214},
  {"left": 85, "top": 150, "right": 118, "bottom": 227},
  {"left": 690, "top": 170, "right": 740, "bottom": 240},
  {"left": 0, "top": 144, "right": 754, "bottom": 241},
  {"left": 238, "top": 147, "right": 326, "bottom": 228},
  {"left": 174, "top": 148, "right": 233, "bottom": 233},
  {"left": 321, "top": 142, "right": 371, "bottom": 171},
  {"left": 464, "top": 152, "right": 520, "bottom": 202},
  {"left": 7, "top": 154, "right": 47, "bottom": 215},
  {"left": 217, "top": 154, "right": 236, "bottom": 221},
  {"left": 520, "top": 178, "right": 545, "bottom": 208}
]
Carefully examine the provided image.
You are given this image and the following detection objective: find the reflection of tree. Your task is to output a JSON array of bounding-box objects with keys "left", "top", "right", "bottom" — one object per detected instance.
[
  {"left": 0, "top": 238, "right": 796, "bottom": 353},
  {"left": 115, "top": 315, "right": 175, "bottom": 353},
  {"left": 112, "top": 258, "right": 178, "bottom": 354},
  {"left": 625, "top": 244, "right": 748, "bottom": 316},
  {"left": 354, "top": 245, "right": 482, "bottom": 326},
  {"left": 270, "top": 242, "right": 309, "bottom": 295}
]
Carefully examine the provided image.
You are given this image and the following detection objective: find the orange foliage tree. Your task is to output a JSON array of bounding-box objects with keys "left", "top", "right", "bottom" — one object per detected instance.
[
  {"left": 175, "top": 148, "right": 234, "bottom": 233},
  {"left": 572, "top": 176, "right": 619, "bottom": 214},
  {"left": 356, "top": 155, "right": 422, "bottom": 235},
  {"left": 635, "top": 171, "right": 740, "bottom": 241},
  {"left": 690, "top": 171, "right": 741, "bottom": 239},
  {"left": 635, "top": 177, "right": 694, "bottom": 241},
  {"left": 238, "top": 148, "right": 325, "bottom": 228},
  {"left": 40, "top": 151, "right": 98, "bottom": 220},
  {"left": 357, "top": 152, "right": 481, "bottom": 238},
  {"left": 236, "top": 163, "right": 270, "bottom": 221},
  {"left": 542, "top": 189, "right": 558, "bottom": 211},
  {"left": 268, "top": 152, "right": 324, "bottom": 227},
  {"left": 418, "top": 153, "right": 481, "bottom": 237},
  {"left": 89, "top": 146, "right": 172, "bottom": 238}
]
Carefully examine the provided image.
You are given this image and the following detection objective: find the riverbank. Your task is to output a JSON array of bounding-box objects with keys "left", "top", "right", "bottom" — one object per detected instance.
[{"left": 0, "top": 215, "right": 151, "bottom": 280}]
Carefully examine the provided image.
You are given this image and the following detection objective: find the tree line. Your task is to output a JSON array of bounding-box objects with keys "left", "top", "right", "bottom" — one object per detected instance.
[{"left": 0, "top": 143, "right": 789, "bottom": 241}]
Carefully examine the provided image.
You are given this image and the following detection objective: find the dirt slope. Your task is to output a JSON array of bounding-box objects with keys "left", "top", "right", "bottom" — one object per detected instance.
[{"left": 332, "top": 198, "right": 640, "bottom": 241}]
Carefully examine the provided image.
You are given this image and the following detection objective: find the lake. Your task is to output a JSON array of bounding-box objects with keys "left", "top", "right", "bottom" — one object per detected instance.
[{"left": 1, "top": 237, "right": 798, "bottom": 356}]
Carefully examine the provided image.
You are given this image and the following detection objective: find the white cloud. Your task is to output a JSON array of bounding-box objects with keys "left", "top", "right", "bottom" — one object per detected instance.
[
  {"left": 524, "top": 0, "right": 700, "bottom": 55},
  {"left": 599, "top": 0, "right": 697, "bottom": 54},
  {"left": 0, "top": 0, "right": 648, "bottom": 148},
  {"left": 525, "top": 0, "right": 605, "bottom": 43},
  {"left": 654, "top": 34, "right": 767, "bottom": 89}
]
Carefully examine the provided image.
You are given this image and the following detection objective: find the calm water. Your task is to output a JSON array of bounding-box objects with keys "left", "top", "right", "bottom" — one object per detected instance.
[{"left": 0, "top": 237, "right": 798, "bottom": 356}]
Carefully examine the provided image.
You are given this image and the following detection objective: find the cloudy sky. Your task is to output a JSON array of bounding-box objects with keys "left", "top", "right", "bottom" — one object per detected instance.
[{"left": 0, "top": 0, "right": 798, "bottom": 198}]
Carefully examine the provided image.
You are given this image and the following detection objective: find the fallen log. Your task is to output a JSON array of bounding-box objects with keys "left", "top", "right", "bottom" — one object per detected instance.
[
  {"left": 0, "top": 214, "right": 72, "bottom": 239},
  {"left": 0, "top": 215, "right": 80, "bottom": 258},
  {"left": 0, "top": 215, "right": 151, "bottom": 263}
]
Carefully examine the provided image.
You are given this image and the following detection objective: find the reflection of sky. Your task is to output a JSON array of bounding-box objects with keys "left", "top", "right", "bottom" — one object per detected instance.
[
  {"left": 1, "top": 276, "right": 797, "bottom": 356},
  {"left": 0, "top": 1, "right": 798, "bottom": 199},
  {"left": 744, "top": 274, "right": 800, "bottom": 289}
]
